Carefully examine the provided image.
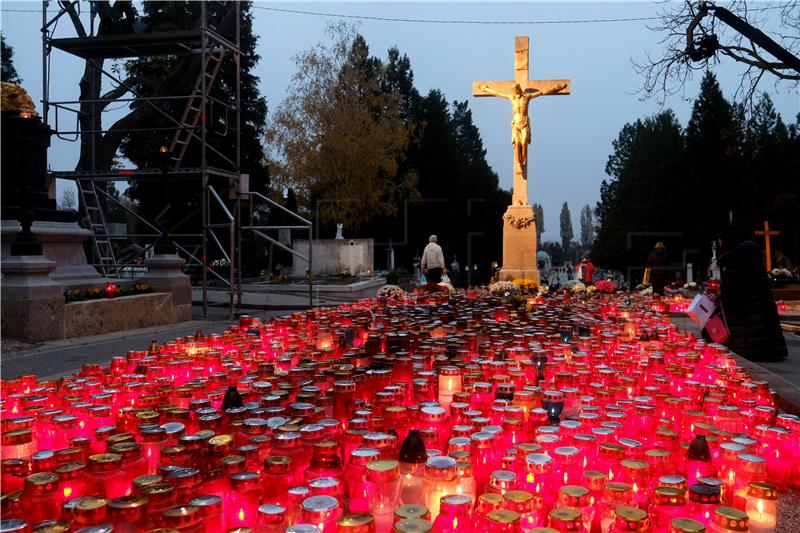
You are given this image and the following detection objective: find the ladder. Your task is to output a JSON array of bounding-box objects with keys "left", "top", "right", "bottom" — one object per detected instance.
[
  {"left": 77, "top": 177, "right": 119, "bottom": 278},
  {"left": 168, "top": 39, "right": 227, "bottom": 168}
]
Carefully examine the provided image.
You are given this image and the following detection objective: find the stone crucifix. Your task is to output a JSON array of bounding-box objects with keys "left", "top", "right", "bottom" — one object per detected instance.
[{"left": 473, "top": 36, "right": 570, "bottom": 205}]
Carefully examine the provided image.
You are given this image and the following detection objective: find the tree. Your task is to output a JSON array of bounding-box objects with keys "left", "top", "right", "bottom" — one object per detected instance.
[
  {"left": 60, "top": 188, "right": 76, "bottom": 210},
  {"left": 267, "top": 23, "right": 414, "bottom": 231},
  {"left": 123, "top": 2, "right": 268, "bottom": 229},
  {"left": 1, "top": 32, "right": 21, "bottom": 84},
  {"left": 594, "top": 110, "right": 685, "bottom": 269},
  {"left": 579, "top": 204, "right": 594, "bottom": 247},
  {"left": 559, "top": 202, "right": 574, "bottom": 251},
  {"left": 533, "top": 203, "right": 545, "bottom": 244},
  {"left": 635, "top": 1, "right": 800, "bottom": 106}
]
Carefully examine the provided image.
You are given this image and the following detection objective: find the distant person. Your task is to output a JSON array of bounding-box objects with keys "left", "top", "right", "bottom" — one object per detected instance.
[
  {"left": 714, "top": 225, "right": 787, "bottom": 362},
  {"left": 646, "top": 243, "right": 670, "bottom": 295},
  {"left": 575, "top": 258, "right": 595, "bottom": 285},
  {"left": 421, "top": 235, "right": 446, "bottom": 284},
  {"left": 449, "top": 255, "right": 461, "bottom": 287}
]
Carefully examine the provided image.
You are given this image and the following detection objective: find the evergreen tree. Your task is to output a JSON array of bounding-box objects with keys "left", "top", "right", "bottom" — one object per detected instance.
[
  {"left": 123, "top": 1, "right": 268, "bottom": 232},
  {"left": 579, "top": 204, "right": 594, "bottom": 247},
  {"left": 1, "top": 33, "right": 21, "bottom": 84},
  {"left": 533, "top": 203, "right": 544, "bottom": 244},
  {"left": 559, "top": 202, "right": 574, "bottom": 252}
]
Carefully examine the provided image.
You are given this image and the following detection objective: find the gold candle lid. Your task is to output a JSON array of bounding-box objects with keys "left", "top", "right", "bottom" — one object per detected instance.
[
  {"left": 394, "top": 518, "right": 433, "bottom": 533},
  {"left": 713, "top": 506, "right": 748, "bottom": 532},
  {"left": 747, "top": 481, "right": 777, "bottom": 500},
  {"left": 338, "top": 513, "right": 375, "bottom": 533},
  {"left": 614, "top": 506, "right": 649, "bottom": 532},
  {"left": 134, "top": 474, "right": 163, "bottom": 489},
  {"left": 394, "top": 504, "right": 430, "bottom": 521},
  {"left": 32, "top": 520, "right": 70, "bottom": 533},
  {"left": 489, "top": 509, "right": 521, "bottom": 524},
  {"left": 671, "top": 518, "right": 706, "bottom": 533}
]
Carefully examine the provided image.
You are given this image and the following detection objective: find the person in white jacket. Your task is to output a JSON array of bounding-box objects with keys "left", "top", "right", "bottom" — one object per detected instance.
[{"left": 420, "top": 235, "right": 446, "bottom": 283}]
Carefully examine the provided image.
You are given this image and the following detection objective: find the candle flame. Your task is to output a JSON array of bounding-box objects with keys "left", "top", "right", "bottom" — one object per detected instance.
[
  {"left": 63, "top": 487, "right": 72, "bottom": 498},
  {"left": 758, "top": 499, "right": 763, "bottom": 513},
  {"left": 238, "top": 508, "right": 245, "bottom": 522}
]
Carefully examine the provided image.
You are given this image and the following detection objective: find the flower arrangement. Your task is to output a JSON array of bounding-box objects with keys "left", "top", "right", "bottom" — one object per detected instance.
[
  {"left": 377, "top": 284, "right": 406, "bottom": 299},
  {"left": 338, "top": 268, "right": 352, "bottom": 278},
  {"left": 770, "top": 267, "right": 792, "bottom": 278},
  {"left": 488, "top": 280, "right": 521, "bottom": 296},
  {"left": 683, "top": 282, "right": 698, "bottom": 290},
  {"left": 437, "top": 281, "right": 455, "bottom": 292},
  {"left": 210, "top": 258, "right": 230, "bottom": 268},
  {"left": 64, "top": 283, "right": 151, "bottom": 303},
  {"left": 512, "top": 278, "right": 538, "bottom": 293},
  {"left": 566, "top": 281, "right": 587, "bottom": 294},
  {"left": 593, "top": 279, "right": 619, "bottom": 294}
]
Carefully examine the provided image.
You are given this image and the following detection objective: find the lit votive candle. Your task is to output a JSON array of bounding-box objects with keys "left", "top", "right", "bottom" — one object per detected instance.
[{"left": 744, "top": 482, "right": 777, "bottom": 533}]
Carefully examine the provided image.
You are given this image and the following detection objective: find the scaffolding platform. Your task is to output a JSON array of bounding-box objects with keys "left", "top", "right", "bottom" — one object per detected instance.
[{"left": 49, "top": 29, "right": 235, "bottom": 59}]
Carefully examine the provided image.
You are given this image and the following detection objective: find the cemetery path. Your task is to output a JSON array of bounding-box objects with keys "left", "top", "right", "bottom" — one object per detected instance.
[{"left": 1, "top": 306, "right": 291, "bottom": 380}]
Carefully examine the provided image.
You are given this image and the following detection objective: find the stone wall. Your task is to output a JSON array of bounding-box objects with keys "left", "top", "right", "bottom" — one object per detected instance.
[
  {"left": 64, "top": 293, "right": 174, "bottom": 338},
  {"left": 291, "top": 239, "right": 374, "bottom": 278}
]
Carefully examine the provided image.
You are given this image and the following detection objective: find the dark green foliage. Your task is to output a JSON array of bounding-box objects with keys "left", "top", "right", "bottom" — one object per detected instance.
[
  {"left": 123, "top": 2, "right": 267, "bottom": 231},
  {"left": 1, "top": 33, "right": 21, "bottom": 84},
  {"left": 595, "top": 71, "right": 799, "bottom": 275},
  {"left": 559, "top": 202, "right": 574, "bottom": 251},
  {"left": 386, "top": 267, "right": 410, "bottom": 285}
]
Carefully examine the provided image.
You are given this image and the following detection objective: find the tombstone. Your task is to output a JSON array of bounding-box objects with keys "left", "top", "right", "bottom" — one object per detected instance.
[{"left": 291, "top": 238, "right": 374, "bottom": 278}]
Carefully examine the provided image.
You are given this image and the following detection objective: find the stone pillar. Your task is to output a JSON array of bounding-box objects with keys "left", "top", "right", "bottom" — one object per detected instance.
[
  {"left": 1, "top": 255, "right": 65, "bottom": 342},
  {"left": 499, "top": 204, "right": 540, "bottom": 283},
  {"left": 142, "top": 248, "right": 192, "bottom": 323}
]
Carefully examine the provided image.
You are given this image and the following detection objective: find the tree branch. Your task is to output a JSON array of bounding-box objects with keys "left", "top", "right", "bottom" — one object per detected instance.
[
  {"left": 59, "top": 1, "right": 86, "bottom": 38},
  {"left": 98, "top": 77, "right": 133, "bottom": 112}
]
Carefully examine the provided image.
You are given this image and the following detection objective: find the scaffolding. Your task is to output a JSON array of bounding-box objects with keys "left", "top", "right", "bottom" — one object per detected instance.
[{"left": 41, "top": 1, "right": 312, "bottom": 315}]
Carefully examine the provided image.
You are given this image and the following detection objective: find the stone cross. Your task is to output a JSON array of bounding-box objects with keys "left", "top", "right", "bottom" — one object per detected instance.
[
  {"left": 473, "top": 36, "right": 570, "bottom": 205},
  {"left": 755, "top": 220, "right": 780, "bottom": 271}
]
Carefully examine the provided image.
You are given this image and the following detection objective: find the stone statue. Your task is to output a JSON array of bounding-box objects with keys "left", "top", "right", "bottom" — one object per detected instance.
[
  {"left": 479, "top": 82, "right": 567, "bottom": 171},
  {"left": 335, "top": 223, "right": 344, "bottom": 240}
]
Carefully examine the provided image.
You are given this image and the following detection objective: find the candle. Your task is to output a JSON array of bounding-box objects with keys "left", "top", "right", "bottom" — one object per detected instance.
[{"left": 745, "top": 482, "right": 777, "bottom": 533}]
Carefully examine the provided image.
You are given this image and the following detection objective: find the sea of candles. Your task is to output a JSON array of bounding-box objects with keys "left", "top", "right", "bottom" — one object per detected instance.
[{"left": 1, "top": 290, "right": 798, "bottom": 533}]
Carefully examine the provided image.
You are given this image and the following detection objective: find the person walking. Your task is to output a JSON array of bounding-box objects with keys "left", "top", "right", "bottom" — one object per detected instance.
[
  {"left": 449, "top": 255, "right": 461, "bottom": 288},
  {"left": 646, "top": 243, "right": 670, "bottom": 295},
  {"left": 575, "top": 258, "right": 595, "bottom": 285},
  {"left": 713, "top": 225, "right": 787, "bottom": 362},
  {"left": 421, "top": 235, "right": 446, "bottom": 284}
]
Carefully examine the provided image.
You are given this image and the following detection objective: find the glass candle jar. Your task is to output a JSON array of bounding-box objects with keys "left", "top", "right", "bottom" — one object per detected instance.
[
  {"left": 141, "top": 483, "right": 177, "bottom": 525},
  {"left": 488, "top": 470, "right": 518, "bottom": 496},
  {"left": 22, "top": 472, "right": 60, "bottom": 524},
  {"left": 599, "top": 482, "right": 633, "bottom": 533},
  {"left": 557, "top": 485, "right": 594, "bottom": 532},
  {"left": 106, "top": 495, "right": 148, "bottom": 533},
  {"left": 394, "top": 503, "right": 431, "bottom": 524},
  {"left": 488, "top": 509, "right": 523, "bottom": 533},
  {"left": 1, "top": 430, "right": 36, "bottom": 461},
  {"left": 55, "top": 461, "right": 88, "bottom": 503},
  {"left": 423, "top": 456, "right": 460, "bottom": 520},
  {"left": 548, "top": 508, "right": 586, "bottom": 533},
  {"left": 301, "top": 495, "right": 343, "bottom": 533},
  {"left": 87, "top": 453, "right": 128, "bottom": 499},
  {"left": 607, "top": 506, "right": 649, "bottom": 533},
  {"left": 744, "top": 482, "right": 777, "bottom": 533},
  {"left": 162, "top": 505, "right": 204, "bottom": 533},
  {"left": 432, "top": 494, "right": 472, "bottom": 533},
  {"left": 394, "top": 518, "right": 433, "bottom": 533},
  {"left": 651, "top": 486, "right": 687, "bottom": 532},
  {"left": 227, "top": 471, "right": 261, "bottom": 528},
  {"left": 503, "top": 490, "right": 540, "bottom": 532},
  {"left": 708, "top": 507, "right": 748, "bottom": 533},
  {"left": 669, "top": 518, "right": 706, "bottom": 533},
  {"left": 2, "top": 459, "right": 30, "bottom": 495},
  {"left": 399, "top": 430, "right": 427, "bottom": 507},
  {"left": 262, "top": 456, "right": 292, "bottom": 505},
  {"left": 731, "top": 454, "right": 766, "bottom": 510},
  {"left": 438, "top": 367, "right": 463, "bottom": 409},
  {"left": 364, "top": 459, "right": 402, "bottom": 532},
  {"left": 189, "top": 495, "right": 226, "bottom": 533},
  {"left": 687, "top": 483, "right": 721, "bottom": 525}
]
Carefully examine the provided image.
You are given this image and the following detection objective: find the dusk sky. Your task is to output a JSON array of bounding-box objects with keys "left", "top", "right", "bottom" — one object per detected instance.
[{"left": 2, "top": 1, "right": 798, "bottom": 242}]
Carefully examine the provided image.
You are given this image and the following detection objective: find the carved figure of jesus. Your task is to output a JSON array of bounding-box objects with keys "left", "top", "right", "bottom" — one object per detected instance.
[{"left": 479, "top": 82, "right": 567, "bottom": 172}]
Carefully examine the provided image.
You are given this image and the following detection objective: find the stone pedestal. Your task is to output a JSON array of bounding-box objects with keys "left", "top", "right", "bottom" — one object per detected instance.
[
  {"left": 1, "top": 220, "right": 106, "bottom": 288},
  {"left": 499, "top": 204, "right": 540, "bottom": 283},
  {"left": 142, "top": 253, "right": 192, "bottom": 323},
  {"left": 1, "top": 255, "right": 65, "bottom": 342}
]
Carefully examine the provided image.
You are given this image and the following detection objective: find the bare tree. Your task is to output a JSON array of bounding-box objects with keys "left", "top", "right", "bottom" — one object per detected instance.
[
  {"left": 635, "top": 1, "right": 800, "bottom": 106},
  {"left": 60, "top": 188, "right": 77, "bottom": 210}
]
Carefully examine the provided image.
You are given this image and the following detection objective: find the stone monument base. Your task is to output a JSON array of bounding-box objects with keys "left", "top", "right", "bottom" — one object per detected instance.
[
  {"left": 1, "top": 220, "right": 105, "bottom": 288},
  {"left": 499, "top": 204, "right": 540, "bottom": 284}
]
